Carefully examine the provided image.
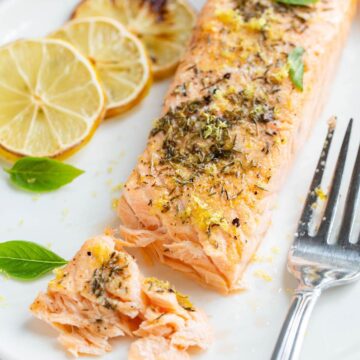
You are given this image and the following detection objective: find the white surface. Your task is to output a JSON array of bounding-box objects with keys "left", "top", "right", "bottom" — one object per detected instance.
[{"left": 0, "top": 1, "right": 359, "bottom": 359}]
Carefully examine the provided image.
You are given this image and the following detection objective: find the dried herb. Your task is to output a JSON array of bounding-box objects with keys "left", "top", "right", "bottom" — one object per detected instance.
[
  {"left": 151, "top": 92, "right": 275, "bottom": 179},
  {"left": 235, "top": 0, "right": 271, "bottom": 21},
  {"left": 89, "top": 252, "right": 129, "bottom": 309}
]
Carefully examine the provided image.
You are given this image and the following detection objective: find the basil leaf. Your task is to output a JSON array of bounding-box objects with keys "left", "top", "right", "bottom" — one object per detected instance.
[
  {"left": 4, "top": 157, "right": 84, "bottom": 192},
  {"left": 288, "top": 47, "right": 305, "bottom": 91},
  {"left": 0, "top": 241, "right": 67, "bottom": 280},
  {"left": 276, "top": 0, "right": 318, "bottom": 5}
]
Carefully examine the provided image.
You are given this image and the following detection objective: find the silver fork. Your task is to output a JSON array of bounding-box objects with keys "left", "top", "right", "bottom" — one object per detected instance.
[{"left": 271, "top": 119, "right": 360, "bottom": 360}]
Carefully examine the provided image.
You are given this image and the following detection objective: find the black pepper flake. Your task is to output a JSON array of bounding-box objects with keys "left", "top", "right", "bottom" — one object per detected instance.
[
  {"left": 87, "top": 251, "right": 92, "bottom": 256},
  {"left": 203, "top": 94, "right": 212, "bottom": 104},
  {"left": 232, "top": 218, "right": 240, "bottom": 227}
]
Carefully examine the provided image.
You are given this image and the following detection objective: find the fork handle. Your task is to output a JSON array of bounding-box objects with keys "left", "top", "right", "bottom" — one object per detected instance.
[{"left": 271, "top": 287, "right": 321, "bottom": 360}]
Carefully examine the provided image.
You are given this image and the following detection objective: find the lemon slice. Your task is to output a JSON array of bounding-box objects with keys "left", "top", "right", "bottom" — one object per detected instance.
[
  {"left": 51, "top": 17, "right": 151, "bottom": 118},
  {"left": 0, "top": 39, "right": 105, "bottom": 159},
  {"left": 71, "top": 0, "right": 196, "bottom": 79}
]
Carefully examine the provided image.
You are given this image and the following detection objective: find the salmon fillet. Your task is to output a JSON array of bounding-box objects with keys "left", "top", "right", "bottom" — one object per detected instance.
[
  {"left": 118, "top": 0, "right": 356, "bottom": 293},
  {"left": 30, "top": 236, "right": 212, "bottom": 358}
]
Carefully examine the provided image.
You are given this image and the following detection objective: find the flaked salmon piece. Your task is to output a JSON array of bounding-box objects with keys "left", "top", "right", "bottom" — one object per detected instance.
[
  {"left": 30, "top": 236, "right": 212, "bottom": 358},
  {"left": 129, "top": 336, "right": 190, "bottom": 360},
  {"left": 30, "top": 236, "right": 141, "bottom": 356},
  {"left": 135, "top": 277, "right": 213, "bottom": 349},
  {"left": 118, "top": 0, "right": 357, "bottom": 293}
]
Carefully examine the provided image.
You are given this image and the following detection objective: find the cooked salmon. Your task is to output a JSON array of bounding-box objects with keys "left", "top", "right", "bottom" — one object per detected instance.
[
  {"left": 118, "top": 0, "right": 357, "bottom": 293},
  {"left": 30, "top": 236, "right": 212, "bottom": 358}
]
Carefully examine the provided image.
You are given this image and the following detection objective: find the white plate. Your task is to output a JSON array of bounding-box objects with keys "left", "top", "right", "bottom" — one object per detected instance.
[{"left": 0, "top": 1, "right": 359, "bottom": 359}]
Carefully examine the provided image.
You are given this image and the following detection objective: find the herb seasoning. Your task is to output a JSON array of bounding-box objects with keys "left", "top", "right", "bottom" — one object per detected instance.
[{"left": 137, "top": 0, "right": 315, "bottom": 244}]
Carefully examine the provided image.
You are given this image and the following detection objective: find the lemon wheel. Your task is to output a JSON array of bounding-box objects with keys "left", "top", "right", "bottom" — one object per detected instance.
[
  {"left": 51, "top": 17, "right": 151, "bottom": 118},
  {"left": 0, "top": 39, "right": 105, "bottom": 159},
  {"left": 71, "top": 0, "right": 196, "bottom": 79}
]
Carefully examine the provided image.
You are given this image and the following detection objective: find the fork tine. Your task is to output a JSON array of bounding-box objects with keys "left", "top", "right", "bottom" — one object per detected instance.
[
  {"left": 337, "top": 143, "right": 360, "bottom": 246},
  {"left": 296, "top": 122, "right": 336, "bottom": 237},
  {"left": 317, "top": 119, "right": 353, "bottom": 243}
]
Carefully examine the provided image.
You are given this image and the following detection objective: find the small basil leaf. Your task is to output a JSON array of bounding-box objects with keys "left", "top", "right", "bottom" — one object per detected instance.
[
  {"left": 0, "top": 241, "right": 67, "bottom": 280},
  {"left": 276, "top": 0, "right": 318, "bottom": 5},
  {"left": 288, "top": 47, "right": 305, "bottom": 91},
  {"left": 4, "top": 157, "right": 84, "bottom": 192}
]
